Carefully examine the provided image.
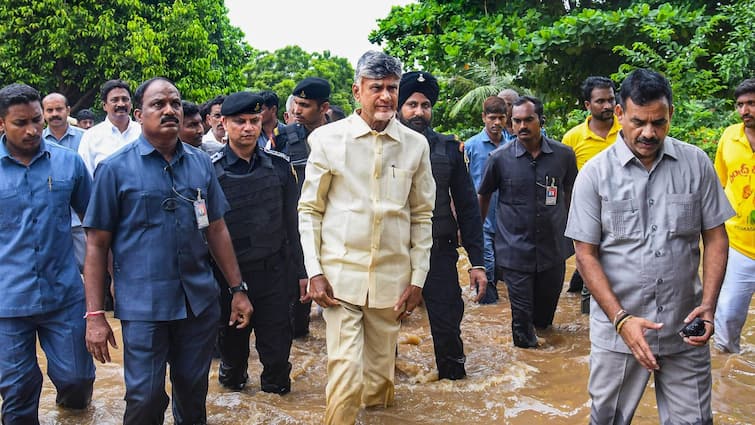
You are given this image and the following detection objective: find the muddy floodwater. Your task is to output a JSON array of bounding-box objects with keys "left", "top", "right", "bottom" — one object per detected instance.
[{"left": 35, "top": 254, "right": 754, "bottom": 424}]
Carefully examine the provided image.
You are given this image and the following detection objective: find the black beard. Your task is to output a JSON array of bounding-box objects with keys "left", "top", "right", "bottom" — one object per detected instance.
[{"left": 400, "top": 116, "right": 430, "bottom": 133}]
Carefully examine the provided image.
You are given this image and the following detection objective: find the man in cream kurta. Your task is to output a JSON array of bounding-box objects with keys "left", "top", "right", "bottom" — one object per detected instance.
[{"left": 298, "top": 51, "right": 435, "bottom": 425}]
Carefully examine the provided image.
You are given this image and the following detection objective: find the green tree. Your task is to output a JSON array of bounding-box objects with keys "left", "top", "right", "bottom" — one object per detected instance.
[
  {"left": 371, "top": 0, "right": 751, "bottom": 147},
  {"left": 243, "top": 46, "right": 355, "bottom": 118},
  {"left": 0, "top": 0, "right": 250, "bottom": 112}
]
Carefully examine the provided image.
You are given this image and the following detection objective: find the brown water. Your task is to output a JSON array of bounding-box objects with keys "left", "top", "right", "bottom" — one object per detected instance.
[{"left": 35, "top": 254, "right": 754, "bottom": 424}]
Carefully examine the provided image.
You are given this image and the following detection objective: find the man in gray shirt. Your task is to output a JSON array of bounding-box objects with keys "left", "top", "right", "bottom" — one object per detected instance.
[{"left": 565, "top": 68, "right": 733, "bottom": 425}]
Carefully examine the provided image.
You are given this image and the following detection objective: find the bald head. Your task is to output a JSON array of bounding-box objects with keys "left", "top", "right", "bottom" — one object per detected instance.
[{"left": 42, "top": 92, "right": 71, "bottom": 130}]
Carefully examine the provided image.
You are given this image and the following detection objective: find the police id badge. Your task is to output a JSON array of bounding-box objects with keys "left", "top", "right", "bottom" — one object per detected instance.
[
  {"left": 194, "top": 189, "right": 209, "bottom": 229},
  {"left": 545, "top": 177, "right": 557, "bottom": 206}
]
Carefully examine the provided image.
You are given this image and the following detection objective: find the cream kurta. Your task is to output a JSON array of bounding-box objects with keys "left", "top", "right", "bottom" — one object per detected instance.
[{"left": 298, "top": 112, "right": 435, "bottom": 309}]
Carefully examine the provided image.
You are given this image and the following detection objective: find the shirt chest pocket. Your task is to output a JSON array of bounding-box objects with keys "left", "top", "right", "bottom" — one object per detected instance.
[
  {"left": 123, "top": 191, "right": 163, "bottom": 228},
  {"left": 602, "top": 199, "right": 642, "bottom": 240},
  {"left": 502, "top": 178, "right": 530, "bottom": 205},
  {"left": 667, "top": 193, "right": 702, "bottom": 236},
  {"left": 386, "top": 167, "right": 413, "bottom": 206},
  {"left": 0, "top": 189, "right": 21, "bottom": 229},
  {"left": 50, "top": 179, "right": 74, "bottom": 231}
]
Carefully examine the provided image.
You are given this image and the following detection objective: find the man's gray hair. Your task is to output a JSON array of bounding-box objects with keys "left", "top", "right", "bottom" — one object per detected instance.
[
  {"left": 285, "top": 94, "right": 295, "bottom": 112},
  {"left": 354, "top": 51, "right": 403, "bottom": 84}
]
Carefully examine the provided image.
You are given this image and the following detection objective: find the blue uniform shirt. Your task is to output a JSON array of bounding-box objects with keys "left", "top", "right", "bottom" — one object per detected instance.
[
  {"left": 84, "top": 137, "right": 230, "bottom": 321},
  {"left": 43, "top": 124, "right": 85, "bottom": 227},
  {"left": 0, "top": 137, "right": 91, "bottom": 317},
  {"left": 464, "top": 129, "right": 511, "bottom": 233}
]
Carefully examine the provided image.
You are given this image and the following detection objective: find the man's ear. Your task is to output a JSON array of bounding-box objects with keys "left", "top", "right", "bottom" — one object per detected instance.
[
  {"left": 133, "top": 109, "right": 142, "bottom": 124},
  {"left": 614, "top": 104, "right": 624, "bottom": 121}
]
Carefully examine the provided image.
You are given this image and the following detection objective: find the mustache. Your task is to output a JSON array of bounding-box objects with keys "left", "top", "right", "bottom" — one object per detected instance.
[
  {"left": 637, "top": 136, "right": 660, "bottom": 145},
  {"left": 161, "top": 116, "right": 179, "bottom": 124},
  {"left": 114, "top": 106, "right": 128, "bottom": 113},
  {"left": 49, "top": 116, "right": 63, "bottom": 121},
  {"left": 409, "top": 117, "right": 429, "bottom": 126}
]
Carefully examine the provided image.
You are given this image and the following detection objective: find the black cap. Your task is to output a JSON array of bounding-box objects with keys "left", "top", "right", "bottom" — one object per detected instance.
[
  {"left": 221, "top": 91, "right": 264, "bottom": 116},
  {"left": 398, "top": 71, "right": 439, "bottom": 109},
  {"left": 292, "top": 77, "right": 331, "bottom": 101}
]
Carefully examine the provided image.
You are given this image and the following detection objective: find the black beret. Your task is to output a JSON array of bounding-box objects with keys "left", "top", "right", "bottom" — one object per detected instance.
[
  {"left": 292, "top": 77, "right": 331, "bottom": 101},
  {"left": 398, "top": 71, "right": 439, "bottom": 109},
  {"left": 221, "top": 91, "right": 264, "bottom": 116}
]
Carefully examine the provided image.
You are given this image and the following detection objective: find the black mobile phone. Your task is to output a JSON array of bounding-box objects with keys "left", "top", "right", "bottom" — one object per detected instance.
[{"left": 678, "top": 317, "right": 706, "bottom": 338}]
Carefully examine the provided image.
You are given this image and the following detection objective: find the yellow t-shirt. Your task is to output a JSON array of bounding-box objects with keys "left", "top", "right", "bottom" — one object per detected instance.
[
  {"left": 714, "top": 123, "right": 755, "bottom": 259},
  {"left": 562, "top": 115, "right": 621, "bottom": 170}
]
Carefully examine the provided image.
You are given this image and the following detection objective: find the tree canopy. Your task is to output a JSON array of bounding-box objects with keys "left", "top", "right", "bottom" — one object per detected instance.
[
  {"left": 371, "top": 0, "right": 755, "bottom": 148},
  {"left": 243, "top": 46, "right": 356, "bottom": 117},
  {"left": 0, "top": 0, "right": 250, "bottom": 112}
]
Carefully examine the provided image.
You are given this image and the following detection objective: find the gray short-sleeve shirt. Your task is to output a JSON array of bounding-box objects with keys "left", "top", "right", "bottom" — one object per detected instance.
[{"left": 565, "top": 134, "right": 734, "bottom": 355}]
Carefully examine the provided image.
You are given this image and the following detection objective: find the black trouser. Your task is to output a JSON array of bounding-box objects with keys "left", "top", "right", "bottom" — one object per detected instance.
[
  {"left": 499, "top": 263, "right": 565, "bottom": 348},
  {"left": 216, "top": 253, "right": 292, "bottom": 393},
  {"left": 423, "top": 237, "right": 466, "bottom": 380}
]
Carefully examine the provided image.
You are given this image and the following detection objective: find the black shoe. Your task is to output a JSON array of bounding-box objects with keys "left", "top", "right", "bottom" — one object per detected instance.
[
  {"left": 260, "top": 383, "right": 291, "bottom": 395},
  {"left": 218, "top": 362, "right": 248, "bottom": 391},
  {"left": 512, "top": 325, "right": 539, "bottom": 348}
]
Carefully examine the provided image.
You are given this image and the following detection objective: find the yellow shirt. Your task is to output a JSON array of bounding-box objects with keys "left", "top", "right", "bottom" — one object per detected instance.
[
  {"left": 298, "top": 112, "right": 436, "bottom": 308},
  {"left": 714, "top": 123, "right": 755, "bottom": 259},
  {"left": 561, "top": 115, "right": 621, "bottom": 170}
]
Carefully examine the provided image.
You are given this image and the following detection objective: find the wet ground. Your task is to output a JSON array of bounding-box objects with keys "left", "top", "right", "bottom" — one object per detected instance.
[{"left": 35, "top": 254, "right": 754, "bottom": 424}]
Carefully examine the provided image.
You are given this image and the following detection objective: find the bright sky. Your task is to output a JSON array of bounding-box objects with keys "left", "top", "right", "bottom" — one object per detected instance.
[{"left": 224, "top": 0, "right": 416, "bottom": 67}]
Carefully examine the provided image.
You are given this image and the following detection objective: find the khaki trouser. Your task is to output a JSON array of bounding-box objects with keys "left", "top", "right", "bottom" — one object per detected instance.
[{"left": 322, "top": 301, "right": 400, "bottom": 425}]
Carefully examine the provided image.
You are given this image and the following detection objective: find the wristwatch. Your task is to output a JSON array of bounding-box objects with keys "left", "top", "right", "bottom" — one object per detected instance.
[{"left": 228, "top": 281, "right": 248, "bottom": 295}]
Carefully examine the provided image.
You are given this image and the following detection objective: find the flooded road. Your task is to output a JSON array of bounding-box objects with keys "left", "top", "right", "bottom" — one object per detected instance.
[{"left": 36, "top": 255, "right": 754, "bottom": 424}]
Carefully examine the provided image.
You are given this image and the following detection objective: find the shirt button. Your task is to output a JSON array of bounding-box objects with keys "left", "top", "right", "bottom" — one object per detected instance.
[
  {"left": 656, "top": 278, "right": 663, "bottom": 284},
  {"left": 34, "top": 246, "right": 40, "bottom": 252},
  {"left": 651, "top": 225, "right": 658, "bottom": 231},
  {"left": 655, "top": 250, "right": 662, "bottom": 257},
  {"left": 648, "top": 199, "right": 655, "bottom": 206},
  {"left": 658, "top": 306, "right": 664, "bottom": 312},
  {"left": 32, "top": 218, "right": 38, "bottom": 224}
]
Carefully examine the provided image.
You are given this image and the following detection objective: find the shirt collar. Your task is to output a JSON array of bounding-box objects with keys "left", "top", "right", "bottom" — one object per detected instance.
[
  {"left": 730, "top": 123, "right": 749, "bottom": 147},
  {"left": 106, "top": 117, "right": 137, "bottom": 135},
  {"left": 222, "top": 143, "right": 269, "bottom": 169},
  {"left": 42, "top": 124, "right": 76, "bottom": 141},
  {"left": 614, "top": 132, "right": 678, "bottom": 167},
  {"left": 352, "top": 111, "right": 401, "bottom": 142},
  {"left": 136, "top": 135, "right": 187, "bottom": 162},
  {"left": 583, "top": 115, "right": 621, "bottom": 140},
  {"left": 514, "top": 136, "right": 552, "bottom": 157},
  {"left": 0, "top": 135, "right": 51, "bottom": 163}
]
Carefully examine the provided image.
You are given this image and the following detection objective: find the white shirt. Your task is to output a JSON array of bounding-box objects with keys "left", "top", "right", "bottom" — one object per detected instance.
[
  {"left": 202, "top": 129, "right": 221, "bottom": 144},
  {"left": 78, "top": 117, "right": 141, "bottom": 176}
]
